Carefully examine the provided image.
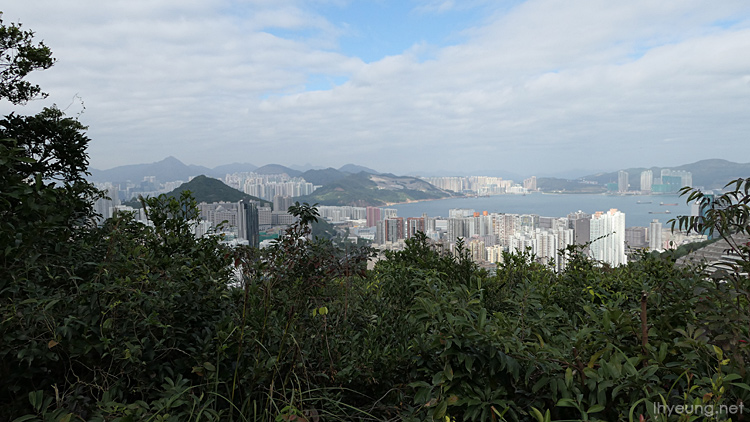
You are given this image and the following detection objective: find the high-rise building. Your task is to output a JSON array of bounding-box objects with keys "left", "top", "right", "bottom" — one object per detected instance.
[
  {"left": 384, "top": 217, "right": 404, "bottom": 242},
  {"left": 366, "top": 206, "right": 381, "bottom": 227},
  {"left": 618, "top": 171, "right": 629, "bottom": 193},
  {"left": 273, "top": 195, "right": 294, "bottom": 213},
  {"left": 625, "top": 226, "right": 648, "bottom": 251},
  {"left": 240, "top": 201, "right": 260, "bottom": 248},
  {"left": 589, "top": 208, "right": 626, "bottom": 266},
  {"left": 375, "top": 221, "right": 385, "bottom": 244},
  {"left": 523, "top": 176, "right": 537, "bottom": 191},
  {"left": 640, "top": 170, "right": 653, "bottom": 193},
  {"left": 406, "top": 217, "right": 425, "bottom": 239},
  {"left": 258, "top": 206, "right": 272, "bottom": 229},
  {"left": 649, "top": 219, "right": 663, "bottom": 251},
  {"left": 382, "top": 208, "right": 398, "bottom": 220}
]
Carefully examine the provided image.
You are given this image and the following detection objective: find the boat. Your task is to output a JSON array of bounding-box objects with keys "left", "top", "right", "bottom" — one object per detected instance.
[
  {"left": 636, "top": 201, "right": 652, "bottom": 204},
  {"left": 659, "top": 202, "right": 678, "bottom": 206},
  {"left": 649, "top": 210, "right": 672, "bottom": 214}
]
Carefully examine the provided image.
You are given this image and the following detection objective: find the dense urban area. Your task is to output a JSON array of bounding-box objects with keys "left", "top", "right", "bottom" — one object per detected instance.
[{"left": 93, "top": 167, "right": 705, "bottom": 272}]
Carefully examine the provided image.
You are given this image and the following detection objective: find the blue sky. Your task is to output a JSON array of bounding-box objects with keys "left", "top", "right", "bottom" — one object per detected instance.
[{"left": 2, "top": 0, "right": 750, "bottom": 177}]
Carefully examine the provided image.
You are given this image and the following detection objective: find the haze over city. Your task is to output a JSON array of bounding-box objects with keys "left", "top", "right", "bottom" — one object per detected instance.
[{"left": 1, "top": 0, "right": 749, "bottom": 176}]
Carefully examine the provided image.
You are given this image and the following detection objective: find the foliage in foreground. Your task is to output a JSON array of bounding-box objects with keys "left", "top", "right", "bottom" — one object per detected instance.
[
  {"left": 3, "top": 174, "right": 750, "bottom": 421},
  {"left": 2, "top": 14, "right": 750, "bottom": 422}
]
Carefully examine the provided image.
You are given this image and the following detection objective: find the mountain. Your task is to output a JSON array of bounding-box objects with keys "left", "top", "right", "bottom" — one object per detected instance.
[
  {"left": 338, "top": 164, "right": 379, "bottom": 174},
  {"left": 289, "top": 163, "right": 326, "bottom": 172},
  {"left": 579, "top": 159, "right": 750, "bottom": 191},
  {"left": 298, "top": 172, "right": 453, "bottom": 207},
  {"left": 253, "top": 164, "right": 302, "bottom": 177},
  {"left": 301, "top": 168, "right": 348, "bottom": 186},
  {"left": 673, "top": 159, "right": 750, "bottom": 189},
  {"left": 166, "top": 175, "right": 270, "bottom": 206},
  {"left": 536, "top": 178, "right": 607, "bottom": 194},
  {"left": 89, "top": 156, "right": 212, "bottom": 183},
  {"left": 211, "top": 162, "right": 258, "bottom": 175}
]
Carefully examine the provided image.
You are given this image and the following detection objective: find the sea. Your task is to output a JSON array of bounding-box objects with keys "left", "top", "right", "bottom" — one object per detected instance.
[{"left": 391, "top": 193, "right": 692, "bottom": 228}]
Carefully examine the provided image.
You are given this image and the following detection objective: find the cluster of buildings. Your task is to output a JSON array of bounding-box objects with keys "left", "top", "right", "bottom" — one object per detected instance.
[
  {"left": 93, "top": 171, "right": 709, "bottom": 271},
  {"left": 223, "top": 172, "right": 317, "bottom": 201},
  {"left": 420, "top": 176, "right": 536, "bottom": 195},
  {"left": 614, "top": 169, "right": 693, "bottom": 194},
  {"left": 311, "top": 204, "right": 706, "bottom": 271},
  {"left": 93, "top": 176, "right": 302, "bottom": 248},
  {"left": 94, "top": 178, "right": 187, "bottom": 209},
  {"left": 194, "top": 198, "right": 299, "bottom": 246}
]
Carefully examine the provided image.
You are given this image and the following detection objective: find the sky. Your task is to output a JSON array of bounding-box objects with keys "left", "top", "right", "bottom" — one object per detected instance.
[{"left": 1, "top": 0, "right": 750, "bottom": 177}]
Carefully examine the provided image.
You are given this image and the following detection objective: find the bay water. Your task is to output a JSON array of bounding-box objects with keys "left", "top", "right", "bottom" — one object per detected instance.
[{"left": 391, "top": 193, "right": 692, "bottom": 228}]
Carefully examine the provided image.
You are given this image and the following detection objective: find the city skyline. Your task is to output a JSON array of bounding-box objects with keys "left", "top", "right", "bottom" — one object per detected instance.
[{"left": 2, "top": 1, "right": 750, "bottom": 176}]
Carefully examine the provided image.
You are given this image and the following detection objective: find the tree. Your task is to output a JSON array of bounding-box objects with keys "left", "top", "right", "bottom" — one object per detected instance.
[
  {"left": 670, "top": 177, "right": 750, "bottom": 270},
  {"left": 0, "top": 12, "right": 55, "bottom": 105}
]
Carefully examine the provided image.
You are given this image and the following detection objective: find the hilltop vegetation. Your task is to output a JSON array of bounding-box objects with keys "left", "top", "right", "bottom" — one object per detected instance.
[
  {"left": 537, "top": 177, "right": 607, "bottom": 193},
  {"left": 299, "top": 171, "right": 453, "bottom": 206},
  {"left": 579, "top": 159, "right": 750, "bottom": 191},
  {"left": 166, "top": 174, "right": 270, "bottom": 206}
]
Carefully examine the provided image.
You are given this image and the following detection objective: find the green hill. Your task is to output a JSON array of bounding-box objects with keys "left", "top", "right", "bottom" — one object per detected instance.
[
  {"left": 537, "top": 177, "right": 607, "bottom": 193},
  {"left": 167, "top": 175, "right": 271, "bottom": 206},
  {"left": 298, "top": 172, "right": 452, "bottom": 206},
  {"left": 580, "top": 159, "right": 750, "bottom": 191},
  {"left": 300, "top": 168, "right": 349, "bottom": 186}
]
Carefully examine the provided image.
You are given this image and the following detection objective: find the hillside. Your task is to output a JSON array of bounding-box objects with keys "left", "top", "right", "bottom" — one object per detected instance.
[
  {"left": 580, "top": 159, "right": 750, "bottom": 190},
  {"left": 167, "top": 175, "right": 270, "bottom": 206},
  {"left": 298, "top": 172, "right": 452, "bottom": 206},
  {"left": 300, "top": 168, "right": 349, "bottom": 186},
  {"left": 338, "top": 163, "right": 379, "bottom": 174},
  {"left": 253, "top": 164, "right": 302, "bottom": 177},
  {"left": 89, "top": 156, "right": 213, "bottom": 183},
  {"left": 536, "top": 177, "right": 607, "bottom": 193}
]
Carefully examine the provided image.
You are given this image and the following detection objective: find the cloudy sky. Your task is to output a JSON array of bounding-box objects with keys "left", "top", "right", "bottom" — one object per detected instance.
[{"left": 1, "top": 1, "right": 749, "bottom": 177}]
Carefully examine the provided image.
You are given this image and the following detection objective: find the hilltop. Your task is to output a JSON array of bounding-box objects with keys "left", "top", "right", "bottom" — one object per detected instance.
[
  {"left": 579, "top": 159, "right": 750, "bottom": 190},
  {"left": 89, "top": 156, "right": 214, "bottom": 183},
  {"left": 166, "top": 175, "right": 271, "bottom": 206},
  {"left": 297, "top": 172, "right": 453, "bottom": 206}
]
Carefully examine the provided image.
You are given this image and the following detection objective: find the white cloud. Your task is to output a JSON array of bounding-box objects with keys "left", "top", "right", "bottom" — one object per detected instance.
[{"left": 1, "top": 0, "right": 749, "bottom": 175}]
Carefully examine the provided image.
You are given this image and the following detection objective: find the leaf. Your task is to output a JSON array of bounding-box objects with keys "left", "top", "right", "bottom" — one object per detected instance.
[
  {"left": 530, "top": 407, "right": 545, "bottom": 422},
  {"left": 433, "top": 400, "right": 448, "bottom": 420},
  {"left": 47, "top": 339, "right": 59, "bottom": 349},
  {"left": 587, "top": 404, "right": 605, "bottom": 414},
  {"left": 11, "top": 416, "right": 39, "bottom": 422},
  {"left": 564, "top": 367, "right": 573, "bottom": 387},
  {"left": 730, "top": 382, "right": 750, "bottom": 392},
  {"left": 588, "top": 348, "right": 607, "bottom": 368},
  {"left": 557, "top": 398, "right": 577, "bottom": 408},
  {"left": 712, "top": 345, "right": 723, "bottom": 359},
  {"left": 28, "top": 390, "right": 43, "bottom": 412}
]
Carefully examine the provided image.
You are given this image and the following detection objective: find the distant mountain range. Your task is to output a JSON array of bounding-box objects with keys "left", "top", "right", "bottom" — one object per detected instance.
[
  {"left": 578, "top": 159, "right": 750, "bottom": 190},
  {"left": 89, "top": 157, "right": 381, "bottom": 184},
  {"left": 89, "top": 156, "right": 214, "bottom": 183},
  {"left": 94, "top": 157, "right": 749, "bottom": 204}
]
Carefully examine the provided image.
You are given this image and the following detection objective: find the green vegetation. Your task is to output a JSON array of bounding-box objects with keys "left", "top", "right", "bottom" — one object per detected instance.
[
  {"left": 121, "top": 175, "right": 270, "bottom": 209},
  {"left": 537, "top": 177, "right": 607, "bottom": 194},
  {"left": 299, "top": 172, "right": 451, "bottom": 206},
  {"left": 3, "top": 17, "right": 750, "bottom": 422},
  {"left": 300, "top": 168, "right": 349, "bottom": 186},
  {"left": 580, "top": 159, "right": 750, "bottom": 192},
  {"left": 165, "top": 175, "right": 270, "bottom": 206}
]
